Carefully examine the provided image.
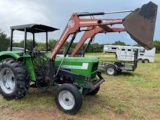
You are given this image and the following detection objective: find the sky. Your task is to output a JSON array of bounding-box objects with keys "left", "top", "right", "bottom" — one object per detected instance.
[{"left": 0, "top": 0, "right": 159, "bottom": 45}]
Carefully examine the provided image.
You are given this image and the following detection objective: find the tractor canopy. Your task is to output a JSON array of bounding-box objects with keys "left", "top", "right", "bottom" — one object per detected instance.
[
  {"left": 11, "top": 24, "right": 59, "bottom": 33},
  {"left": 10, "top": 24, "right": 59, "bottom": 52}
]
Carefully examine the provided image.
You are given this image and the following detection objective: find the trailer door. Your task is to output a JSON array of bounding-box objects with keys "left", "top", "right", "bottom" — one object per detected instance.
[
  {"left": 117, "top": 47, "right": 134, "bottom": 61},
  {"left": 116, "top": 48, "right": 126, "bottom": 61},
  {"left": 125, "top": 48, "right": 134, "bottom": 61},
  {"left": 120, "top": 48, "right": 126, "bottom": 60}
]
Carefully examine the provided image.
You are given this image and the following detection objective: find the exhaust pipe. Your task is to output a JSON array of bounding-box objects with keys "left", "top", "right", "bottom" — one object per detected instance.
[{"left": 123, "top": 2, "right": 158, "bottom": 50}]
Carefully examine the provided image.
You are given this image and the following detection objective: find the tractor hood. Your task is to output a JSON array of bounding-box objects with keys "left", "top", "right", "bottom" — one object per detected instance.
[{"left": 123, "top": 2, "right": 158, "bottom": 50}]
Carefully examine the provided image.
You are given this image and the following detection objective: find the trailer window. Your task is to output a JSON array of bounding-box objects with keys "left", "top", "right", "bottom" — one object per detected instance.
[
  {"left": 128, "top": 49, "right": 131, "bottom": 51},
  {"left": 122, "top": 49, "right": 125, "bottom": 51},
  {"left": 112, "top": 47, "right": 117, "bottom": 50},
  {"left": 139, "top": 49, "right": 145, "bottom": 52}
]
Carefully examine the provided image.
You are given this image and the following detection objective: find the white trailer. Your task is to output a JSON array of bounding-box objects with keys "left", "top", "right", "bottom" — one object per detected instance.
[{"left": 103, "top": 45, "right": 156, "bottom": 63}]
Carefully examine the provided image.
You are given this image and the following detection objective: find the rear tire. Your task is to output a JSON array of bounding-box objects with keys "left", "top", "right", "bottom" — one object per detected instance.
[
  {"left": 137, "top": 59, "right": 143, "bottom": 63},
  {"left": 55, "top": 83, "right": 82, "bottom": 114},
  {"left": 105, "top": 65, "right": 117, "bottom": 76},
  {"left": 143, "top": 59, "right": 149, "bottom": 63},
  {"left": 0, "top": 58, "right": 29, "bottom": 100}
]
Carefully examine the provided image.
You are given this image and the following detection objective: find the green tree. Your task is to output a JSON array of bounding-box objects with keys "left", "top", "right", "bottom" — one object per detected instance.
[
  {"left": 85, "top": 43, "right": 103, "bottom": 53},
  {"left": 153, "top": 40, "right": 160, "bottom": 53},
  {"left": 18, "top": 39, "right": 38, "bottom": 51},
  {"left": 35, "top": 42, "right": 45, "bottom": 50},
  {"left": 0, "top": 29, "right": 10, "bottom": 51},
  {"left": 48, "top": 39, "right": 57, "bottom": 49},
  {"left": 13, "top": 42, "right": 21, "bottom": 47},
  {"left": 112, "top": 40, "right": 126, "bottom": 46}
]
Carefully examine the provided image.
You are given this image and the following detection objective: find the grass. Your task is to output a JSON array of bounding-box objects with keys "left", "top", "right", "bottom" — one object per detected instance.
[{"left": 1, "top": 53, "right": 160, "bottom": 120}]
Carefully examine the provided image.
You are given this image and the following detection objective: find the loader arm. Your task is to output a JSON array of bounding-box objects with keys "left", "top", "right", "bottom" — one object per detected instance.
[
  {"left": 71, "top": 26, "right": 125, "bottom": 56},
  {"left": 49, "top": 16, "right": 123, "bottom": 60}
]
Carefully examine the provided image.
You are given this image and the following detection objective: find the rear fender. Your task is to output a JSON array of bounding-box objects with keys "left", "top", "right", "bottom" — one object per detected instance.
[{"left": 0, "top": 53, "right": 36, "bottom": 81}]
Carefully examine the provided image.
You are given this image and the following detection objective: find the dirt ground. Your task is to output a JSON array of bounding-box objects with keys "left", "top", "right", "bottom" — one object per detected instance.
[
  {"left": 0, "top": 89, "right": 104, "bottom": 120},
  {"left": 0, "top": 107, "right": 105, "bottom": 120},
  {"left": 1, "top": 108, "right": 68, "bottom": 120}
]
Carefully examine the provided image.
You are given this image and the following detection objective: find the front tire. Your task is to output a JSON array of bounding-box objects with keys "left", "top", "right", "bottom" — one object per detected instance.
[
  {"left": 0, "top": 58, "right": 29, "bottom": 100},
  {"left": 86, "top": 86, "right": 100, "bottom": 95},
  {"left": 55, "top": 83, "right": 82, "bottom": 114}
]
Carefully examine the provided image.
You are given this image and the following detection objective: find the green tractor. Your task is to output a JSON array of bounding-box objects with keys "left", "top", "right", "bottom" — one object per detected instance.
[
  {"left": 0, "top": 2, "right": 158, "bottom": 114},
  {"left": 0, "top": 24, "right": 104, "bottom": 114}
]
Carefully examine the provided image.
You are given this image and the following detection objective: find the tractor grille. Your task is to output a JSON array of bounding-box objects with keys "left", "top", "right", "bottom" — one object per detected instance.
[{"left": 91, "top": 62, "right": 98, "bottom": 78}]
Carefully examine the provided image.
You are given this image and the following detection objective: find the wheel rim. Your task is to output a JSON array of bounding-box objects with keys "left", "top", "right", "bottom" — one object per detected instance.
[
  {"left": 58, "top": 90, "right": 75, "bottom": 110},
  {"left": 0, "top": 68, "right": 16, "bottom": 94},
  {"left": 107, "top": 67, "right": 114, "bottom": 75}
]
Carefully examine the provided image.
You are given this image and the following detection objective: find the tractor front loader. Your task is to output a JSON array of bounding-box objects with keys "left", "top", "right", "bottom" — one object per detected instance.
[
  {"left": 71, "top": 2, "right": 157, "bottom": 56},
  {"left": 0, "top": 2, "right": 157, "bottom": 114}
]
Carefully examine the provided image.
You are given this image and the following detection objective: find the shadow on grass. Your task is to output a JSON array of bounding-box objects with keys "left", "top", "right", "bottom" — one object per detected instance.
[
  {"left": 81, "top": 94, "right": 126, "bottom": 115},
  {"left": 28, "top": 87, "right": 56, "bottom": 96},
  {"left": 117, "top": 72, "right": 135, "bottom": 76}
]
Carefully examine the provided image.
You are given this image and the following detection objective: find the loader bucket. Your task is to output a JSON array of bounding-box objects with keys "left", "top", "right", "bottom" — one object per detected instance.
[{"left": 123, "top": 2, "right": 158, "bottom": 50}]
